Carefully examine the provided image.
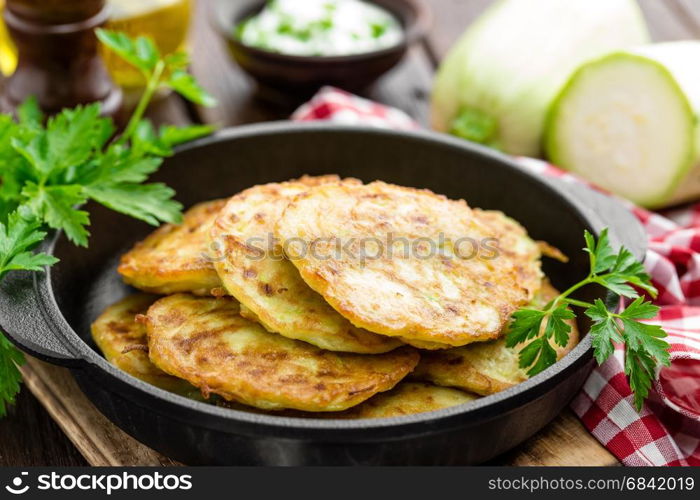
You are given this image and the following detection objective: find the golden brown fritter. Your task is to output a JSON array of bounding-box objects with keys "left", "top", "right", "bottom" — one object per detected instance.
[
  {"left": 219, "top": 382, "right": 477, "bottom": 419},
  {"left": 276, "top": 181, "right": 543, "bottom": 348},
  {"left": 396, "top": 209, "right": 544, "bottom": 351},
  {"left": 211, "top": 177, "right": 402, "bottom": 353},
  {"left": 238, "top": 303, "right": 261, "bottom": 323},
  {"left": 472, "top": 208, "right": 543, "bottom": 297},
  {"left": 90, "top": 294, "right": 202, "bottom": 397},
  {"left": 335, "top": 382, "right": 478, "bottom": 419},
  {"left": 118, "top": 199, "right": 226, "bottom": 295},
  {"left": 146, "top": 294, "right": 420, "bottom": 412},
  {"left": 412, "top": 281, "right": 579, "bottom": 395}
]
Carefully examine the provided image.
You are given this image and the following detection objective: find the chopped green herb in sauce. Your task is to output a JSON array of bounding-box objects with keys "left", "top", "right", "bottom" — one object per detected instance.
[{"left": 236, "top": 0, "right": 403, "bottom": 57}]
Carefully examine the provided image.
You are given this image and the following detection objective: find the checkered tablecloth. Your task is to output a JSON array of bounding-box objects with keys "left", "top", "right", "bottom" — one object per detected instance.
[{"left": 293, "top": 87, "right": 700, "bottom": 466}]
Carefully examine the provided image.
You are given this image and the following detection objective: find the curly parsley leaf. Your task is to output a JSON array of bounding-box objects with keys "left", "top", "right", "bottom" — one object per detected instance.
[
  {"left": 506, "top": 303, "right": 573, "bottom": 377},
  {"left": 159, "top": 124, "right": 215, "bottom": 148},
  {"left": 22, "top": 183, "right": 90, "bottom": 246},
  {"left": 0, "top": 333, "right": 24, "bottom": 418},
  {"left": 625, "top": 347, "right": 657, "bottom": 411},
  {"left": 167, "top": 70, "right": 217, "bottom": 107},
  {"left": 586, "top": 299, "right": 622, "bottom": 365},
  {"left": 12, "top": 104, "right": 109, "bottom": 181},
  {"left": 584, "top": 228, "right": 617, "bottom": 274},
  {"left": 132, "top": 120, "right": 173, "bottom": 157},
  {"left": 0, "top": 209, "right": 57, "bottom": 417},
  {"left": 609, "top": 248, "right": 657, "bottom": 297},
  {"left": 79, "top": 144, "right": 163, "bottom": 186},
  {"left": 621, "top": 300, "right": 670, "bottom": 365},
  {"left": 95, "top": 29, "right": 160, "bottom": 73},
  {"left": 546, "top": 304, "right": 575, "bottom": 348},
  {"left": 0, "top": 207, "right": 58, "bottom": 278},
  {"left": 508, "top": 229, "right": 670, "bottom": 410},
  {"left": 520, "top": 336, "right": 558, "bottom": 377},
  {"left": 17, "top": 96, "right": 43, "bottom": 125},
  {"left": 505, "top": 308, "right": 545, "bottom": 348},
  {"left": 84, "top": 183, "right": 182, "bottom": 226}
]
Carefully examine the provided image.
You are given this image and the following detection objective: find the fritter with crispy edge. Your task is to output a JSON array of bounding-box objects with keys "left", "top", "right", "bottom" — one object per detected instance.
[
  {"left": 146, "top": 294, "right": 420, "bottom": 412},
  {"left": 472, "top": 208, "right": 543, "bottom": 294},
  {"left": 251, "top": 382, "right": 479, "bottom": 418},
  {"left": 412, "top": 281, "right": 579, "bottom": 395},
  {"left": 211, "top": 177, "right": 402, "bottom": 354},
  {"left": 335, "top": 382, "right": 478, "bottom": 419},
  {"left": 118, "top": 199, "right": 226, "bottom": 295},
  {"left": 276, "top": 181, "right": 543, "bottom": 348},
  {"left": 91, "top": 294, "right": 202, "bottom": 398}
]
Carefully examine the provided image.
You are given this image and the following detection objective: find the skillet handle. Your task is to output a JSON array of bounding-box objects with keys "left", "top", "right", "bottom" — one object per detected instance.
[
  {"left": 0, "top": 270, "right": 82, "bottom": 366},
  {"left": 546, "top": 178, "right": 648, "bottom": 261}
]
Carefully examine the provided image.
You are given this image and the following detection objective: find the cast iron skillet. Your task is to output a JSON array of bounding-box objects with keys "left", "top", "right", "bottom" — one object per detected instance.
[{"left": 0, "top": 123, "right": 646, "bottom": 465}]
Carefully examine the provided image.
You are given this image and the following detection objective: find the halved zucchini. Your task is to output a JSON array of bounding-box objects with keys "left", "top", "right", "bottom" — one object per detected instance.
[{"left": 546, "top": 43, "right": 700, "bottom": 209}]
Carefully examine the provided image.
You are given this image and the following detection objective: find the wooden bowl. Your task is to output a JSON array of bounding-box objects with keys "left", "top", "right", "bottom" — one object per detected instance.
[{"left": 211, "top": 0, "right": 431, "bottom": 103}]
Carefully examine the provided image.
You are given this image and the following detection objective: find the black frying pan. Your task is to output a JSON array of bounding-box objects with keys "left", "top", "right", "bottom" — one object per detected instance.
[{"left": 0, "top": 123, "right": 646, "bottom": 465}]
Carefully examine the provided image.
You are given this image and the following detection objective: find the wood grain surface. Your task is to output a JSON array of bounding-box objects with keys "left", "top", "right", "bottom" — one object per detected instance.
[
  {"left": 4, "top": 0, "right": 695, "bottom": 466},
  {"left": 18, "top": 358, "right": 180, "bottom": 467}
]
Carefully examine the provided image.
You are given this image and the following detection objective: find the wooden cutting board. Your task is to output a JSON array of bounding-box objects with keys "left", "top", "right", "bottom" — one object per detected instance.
[{"left": 21, "top": 355, "right": 618, "bottom": 466}]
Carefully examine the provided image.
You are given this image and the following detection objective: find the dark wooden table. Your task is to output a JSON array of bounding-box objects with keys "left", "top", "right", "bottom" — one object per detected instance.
[{"left": 2, "top": 0, "right": 699, "bottom": 467}]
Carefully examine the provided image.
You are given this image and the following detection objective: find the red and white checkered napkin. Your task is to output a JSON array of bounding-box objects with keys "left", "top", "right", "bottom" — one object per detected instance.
[{"left": 292, "top": 87, "right": 700, "bottom": 466}]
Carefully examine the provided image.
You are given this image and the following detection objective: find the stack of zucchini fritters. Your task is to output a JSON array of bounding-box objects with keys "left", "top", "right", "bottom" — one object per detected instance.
[{"left": 92, "top": 176, "right": 578, "bottom": 419}]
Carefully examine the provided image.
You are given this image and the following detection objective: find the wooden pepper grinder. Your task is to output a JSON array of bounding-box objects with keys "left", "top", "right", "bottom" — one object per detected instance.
[{"left": 0, "top": 0, "right": 122, "bottom": 117}]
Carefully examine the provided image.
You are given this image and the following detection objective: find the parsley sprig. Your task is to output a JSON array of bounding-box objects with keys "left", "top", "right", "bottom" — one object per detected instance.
[
  {"left": 507, "top": 229, "right": 670, "bottom": 410},
  {"left": 0, "top": 207, "right": 58, "bottom": 276},
  {"left": 95, "top": 29, "right": 216, "bottom": 147},
  {"left": 0, "top": 30, "right": 216, "bottom": 417},
  {"left": 0, "top": 208, "right": 58, "bottom": 415}
]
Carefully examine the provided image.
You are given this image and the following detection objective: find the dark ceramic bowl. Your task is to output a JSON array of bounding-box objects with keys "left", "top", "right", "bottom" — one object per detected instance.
[
  {"left": 0, "top": 123, "right": 646, "bottom": 465},
  {"left": 212, "top": 0, "right": 430, "bottom": 102}
]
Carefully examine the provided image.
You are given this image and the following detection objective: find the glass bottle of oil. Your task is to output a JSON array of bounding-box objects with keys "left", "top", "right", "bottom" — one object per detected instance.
[
  {"left": 0, "top": 0, "right": 17, "bottom": 76},
  {"left": 102, "top": 0, "right": 193, "bottom": 91}
]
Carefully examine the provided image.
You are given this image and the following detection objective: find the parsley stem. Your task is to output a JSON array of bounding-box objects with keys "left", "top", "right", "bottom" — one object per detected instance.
[
  {"left": 549, "top": 276, "right": 594, "bottom": 309},
  {"left": 563, "top": 298, "right": 593, "bottom": 309},
  {"left": 117, "top": 60, "right": 165, "bottom": 146},
  {"left": 549, "top": 268, "right": 628, "bottom": 311}
]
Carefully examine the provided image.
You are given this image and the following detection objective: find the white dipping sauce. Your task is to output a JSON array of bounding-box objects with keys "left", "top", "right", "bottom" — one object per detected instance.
[{"left": 236, "top": 0, "right": 403, "bottom": 56}]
